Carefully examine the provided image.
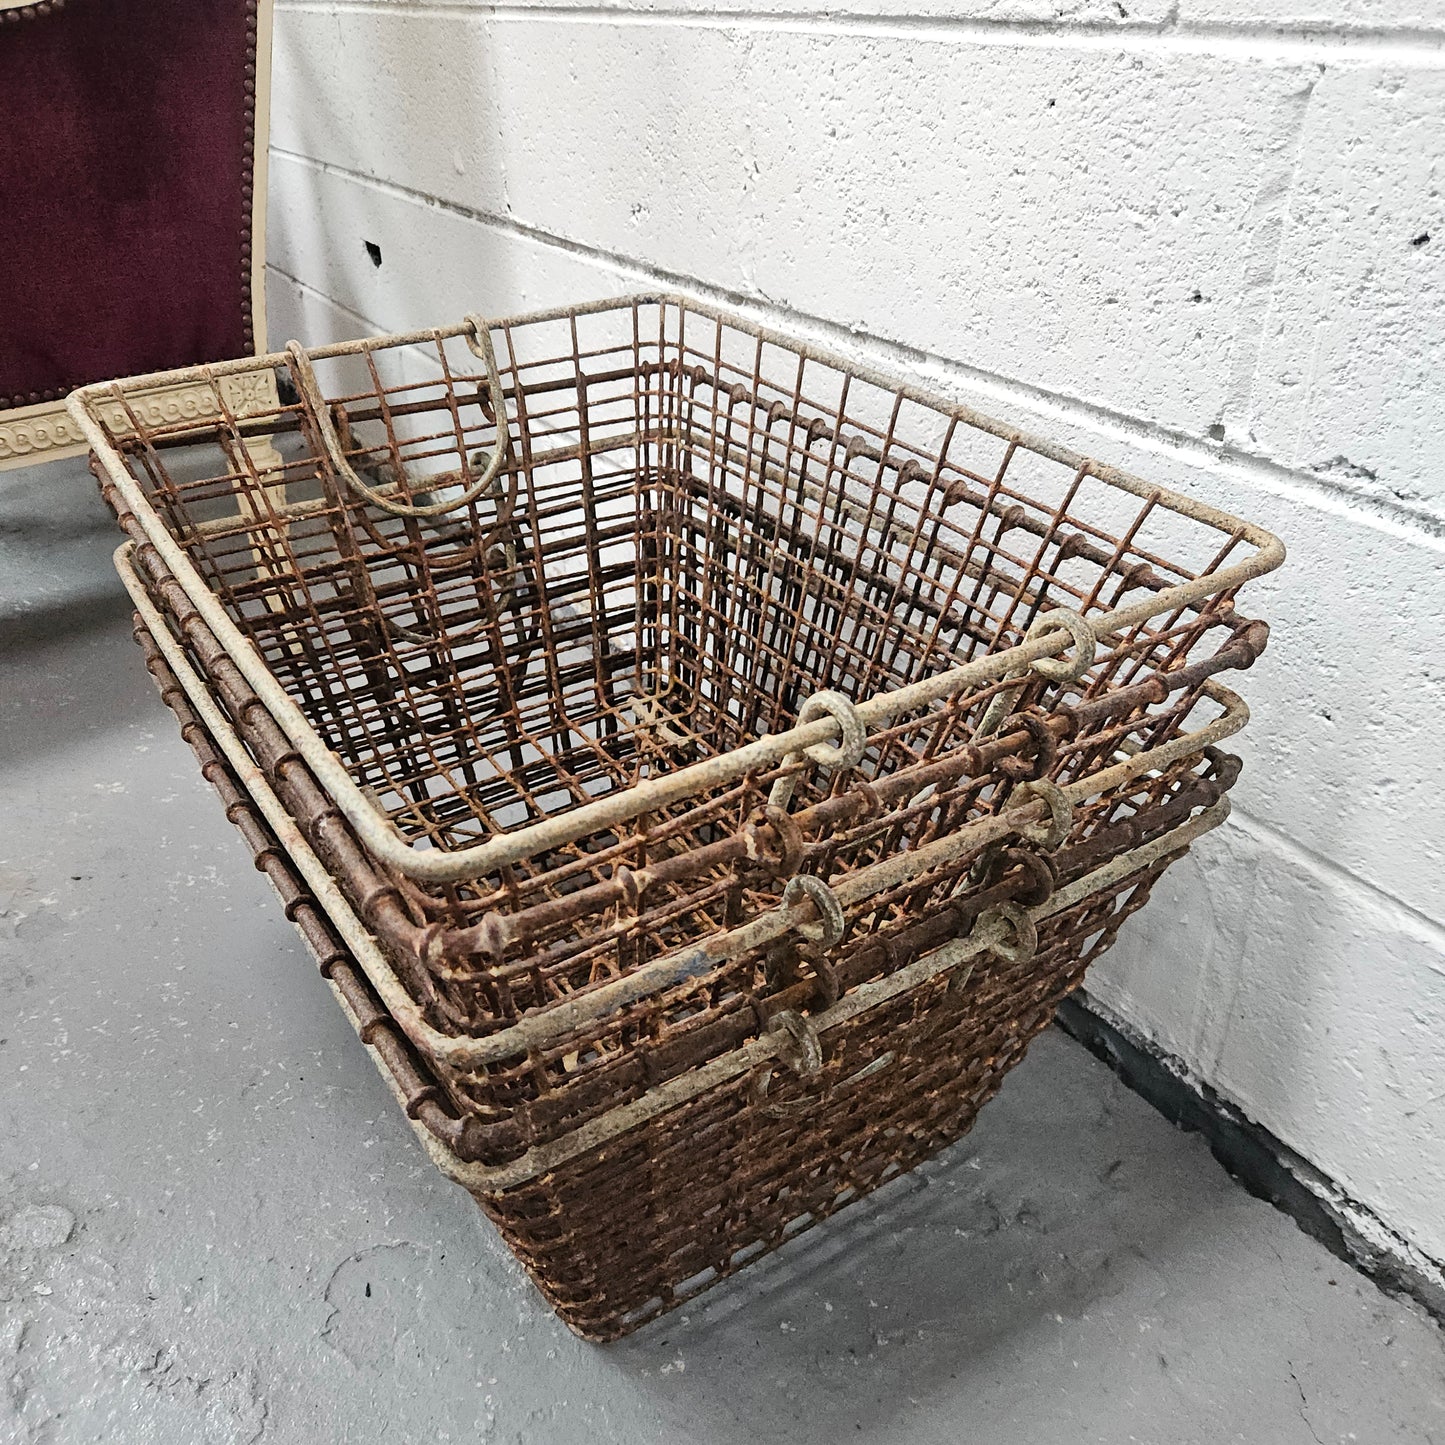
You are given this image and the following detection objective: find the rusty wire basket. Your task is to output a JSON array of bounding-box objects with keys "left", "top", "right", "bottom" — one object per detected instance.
[
  {"left": 129, "top": 592, "right": 1237, "bottom": 1340},
  {"left": 76, "top": 293, "right": 1281, "bottom": 1335},
  {"left": 77, "top": 295, "right": 1281, "bottom": 1136}
]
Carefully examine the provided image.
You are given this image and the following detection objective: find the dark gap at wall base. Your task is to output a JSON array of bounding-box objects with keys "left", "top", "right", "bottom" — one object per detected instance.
[{"left": 1054, "top": 992, "right": 1445, "bottom": 1328}]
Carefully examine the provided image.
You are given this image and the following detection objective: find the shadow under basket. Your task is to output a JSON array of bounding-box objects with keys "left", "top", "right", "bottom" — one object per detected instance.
[{"left": 77, "top": 293, "right": 1282, "bottom": 1339}]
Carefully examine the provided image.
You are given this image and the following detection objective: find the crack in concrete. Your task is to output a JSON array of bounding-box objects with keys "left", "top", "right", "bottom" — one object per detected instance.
[
  {"left": 318, "top": 1241, "right": 430, "bottom": 1366},
  {"left": 1220, "top": 66, "right": 1321, "bottom": 452},
  {"left": 1288, "top": 1364, "right": 1325, "bottom": 1445}
]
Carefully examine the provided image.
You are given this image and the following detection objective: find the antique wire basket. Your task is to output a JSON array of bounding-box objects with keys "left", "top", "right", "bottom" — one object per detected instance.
[{"left": 77, "top": 294, "right": 1281, "bottom": 1336}]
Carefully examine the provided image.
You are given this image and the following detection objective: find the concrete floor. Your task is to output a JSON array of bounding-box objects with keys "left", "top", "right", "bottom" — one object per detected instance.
[{"left": 2, "top": 461, "right": 1442, "bottom": 1445}]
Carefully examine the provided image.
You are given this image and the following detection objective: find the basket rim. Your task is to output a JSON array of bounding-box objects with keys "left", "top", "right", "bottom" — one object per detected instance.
[
  {"left": 125, "top": 574, "right": 1233, "bottom": 1195},
  {"left": 78, "top": 292, "right": 1284, "bottom": 885},
  {"left": 120, "top": 537, "right": 1247, "bottom": 1082}
]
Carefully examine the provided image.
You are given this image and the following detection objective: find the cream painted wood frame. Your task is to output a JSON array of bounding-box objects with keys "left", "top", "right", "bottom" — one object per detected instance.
[{"left": 0, "top": 0, "right": 276, "bottom": 472}]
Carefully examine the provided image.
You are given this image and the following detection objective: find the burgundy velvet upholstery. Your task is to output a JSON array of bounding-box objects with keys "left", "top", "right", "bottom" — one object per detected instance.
[{"left": 0, "top": 0, "right": 259, "bottom": 408}]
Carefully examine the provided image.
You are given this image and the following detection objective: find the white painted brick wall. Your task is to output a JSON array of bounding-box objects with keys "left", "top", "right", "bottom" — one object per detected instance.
[{"left": 266, "top": 1, "right": 1445, "bottom": 1268}]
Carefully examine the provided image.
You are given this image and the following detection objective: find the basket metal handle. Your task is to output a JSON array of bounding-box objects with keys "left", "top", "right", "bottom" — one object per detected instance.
[
  {"left": 284, "top": 315, "right": 510, "bottom": 520},
  {"left": 975, "top": 607, "right": 1097, "bottom": 739}
]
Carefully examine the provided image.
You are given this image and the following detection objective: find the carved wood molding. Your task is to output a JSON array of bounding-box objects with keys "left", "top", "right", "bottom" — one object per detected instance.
[{"left": 0, "top": 371, "right": 281, "bottom": 467}]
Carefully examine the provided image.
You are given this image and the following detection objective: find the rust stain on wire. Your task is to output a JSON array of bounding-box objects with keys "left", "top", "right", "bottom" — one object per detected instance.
[{"left": 78, "top": 294, "right": 1281, "bottom": 1340}]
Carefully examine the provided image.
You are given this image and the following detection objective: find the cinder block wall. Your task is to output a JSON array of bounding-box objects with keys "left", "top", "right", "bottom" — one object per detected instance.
[{"left": 265, "top": 2, "right": 1445, "bottom": 1274}]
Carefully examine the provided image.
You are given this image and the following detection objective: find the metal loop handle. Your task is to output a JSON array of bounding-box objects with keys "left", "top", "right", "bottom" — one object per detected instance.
[
  {"left": 769, "top": 1009, "right": 825, "bottom": 1076},
  {"left": 285, "top": 318, "right": 510, "bottom": 520},
  {"left": 975, "top": 607, "right": 1098, "bottom": 738},
  {"left": 750, "top": 1008, "right": 826, "bottom": 1106},
  {"left": 767, "top": 688, "right": 868, "bottom": 811},
  {"left": 1007, "top": 778, "right": 1072, "bottom": 850},
  {"left": 996, "top": 845, "right": 1057, "bottom": 906},
  {"left": 975, "top": 901, "right": 1039, "bottom": 964},
  {"left": 797, "top": 689, "right": 868, "bottom": 769},
  {"left": 742, "top": 805, "right": 806, "bottom": 878},
  {"left": 781, "top": 874, "right": 846, "bottom": 949},
  {"left": 1026, "top": 607, "right": 1097, "bottom": 684}
]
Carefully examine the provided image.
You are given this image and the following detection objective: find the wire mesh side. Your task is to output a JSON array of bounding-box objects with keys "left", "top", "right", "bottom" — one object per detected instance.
[
  {"left": 133, "top": 597, "right": 1215, "bottom": 1339},
  {"left": 92, "top": 298, "right": 1264, "bottom": 862},
  {"left": 120, "top": 516, "right": 1238, "bottom": 1160}
]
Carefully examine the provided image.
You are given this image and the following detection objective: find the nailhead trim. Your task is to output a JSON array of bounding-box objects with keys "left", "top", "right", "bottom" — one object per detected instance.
[{"left": 2, "top": 3, "right": 70, "bottom": 23}]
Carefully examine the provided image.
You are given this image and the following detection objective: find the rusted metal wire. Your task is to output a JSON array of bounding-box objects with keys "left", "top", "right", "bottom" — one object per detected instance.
[
  {"left": 77, "top": 300, "right": 1281, "bottom": 882},
  {"left": 116, "top": 521, "right": 1249, "bottom": 1121},
  {"left": 131, "top": 602, "right": 1232, "bottom": 1340},
  {"left": 82, "top": 293, "right": 1279, "bottom": 1339}
]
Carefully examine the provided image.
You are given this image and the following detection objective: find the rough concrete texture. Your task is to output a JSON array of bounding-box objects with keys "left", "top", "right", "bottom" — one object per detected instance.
[
  {"left": 3, "top": 464, "right": 1443, "bottom": 1443},
  {"left": 268, "top": 8, "right": 1445, "bottom": 501},
  {"left": 1243, "top": 65, "right": 1445, "bottom": 510},
  {"left": 260, "top": 0, "right": 1445, "bottom": 1279},
  {"left": 275, "top": 16, "right": 1318, "bottom": 434}
]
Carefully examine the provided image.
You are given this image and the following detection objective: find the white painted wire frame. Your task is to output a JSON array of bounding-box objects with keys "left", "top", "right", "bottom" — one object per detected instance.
[{"left": 75, "top": 293, "right": 1284, "bottom": 887}]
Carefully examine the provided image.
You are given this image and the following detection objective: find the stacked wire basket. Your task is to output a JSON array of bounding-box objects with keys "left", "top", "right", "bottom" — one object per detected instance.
[{"left": 73, "top": 294, "right": 1283, "bottom": 1340}]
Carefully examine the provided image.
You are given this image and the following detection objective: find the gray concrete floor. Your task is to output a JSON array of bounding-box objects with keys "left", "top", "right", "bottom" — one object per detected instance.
[{"left": 2, "top": 460, "right": 1442, "bottom": 1445}]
